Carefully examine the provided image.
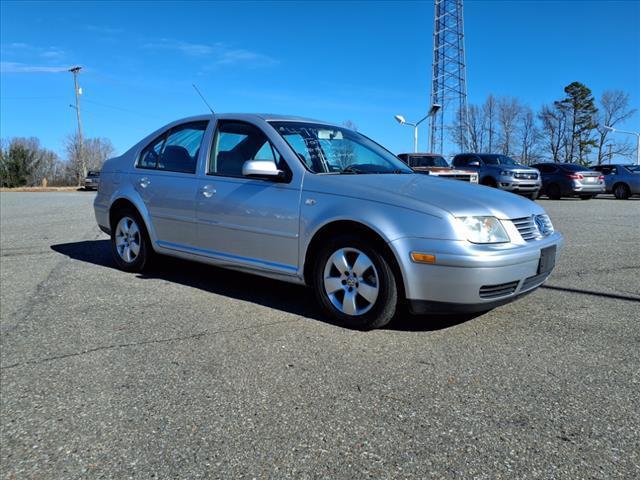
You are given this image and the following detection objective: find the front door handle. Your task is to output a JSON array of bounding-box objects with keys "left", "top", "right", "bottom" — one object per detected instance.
[
  {"left": 201, "top": 184, "right": 216, "bottom": 198},
  {"left": 138, "top": 177, "right": 150, "bottom": 189}
]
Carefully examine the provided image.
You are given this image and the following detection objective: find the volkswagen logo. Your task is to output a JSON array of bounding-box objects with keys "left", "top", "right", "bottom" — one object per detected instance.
[{"left": 534, "top": 214, "right": 550, "bottom": 236}]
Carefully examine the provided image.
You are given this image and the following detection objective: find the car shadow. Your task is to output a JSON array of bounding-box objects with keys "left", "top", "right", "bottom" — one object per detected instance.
[{"left": 50, "top": 240, "right": 481, "bottom": 332}]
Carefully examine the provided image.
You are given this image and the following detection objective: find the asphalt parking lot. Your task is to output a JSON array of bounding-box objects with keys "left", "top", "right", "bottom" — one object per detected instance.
[{"left": 1, "top": 191, "right": 639, "bottom": 479}]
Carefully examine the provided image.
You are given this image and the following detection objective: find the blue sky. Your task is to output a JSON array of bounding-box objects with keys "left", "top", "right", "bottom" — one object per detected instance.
[{"left": 1, "top": 0, "right": 639, "bottom": 158}]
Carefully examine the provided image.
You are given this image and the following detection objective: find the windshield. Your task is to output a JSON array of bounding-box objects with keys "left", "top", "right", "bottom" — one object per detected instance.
[
  {"left": 409, "top": 155, "right": 449, "bottom": 168},
  {"left": 626, "top": 165, "right": 640, "bottom": 173},
  {"left": 270, "top": 122, "right": 413, "bottom": 174},
  {"left": 480, "top": 154, "right": 522, "bottom": 166}
]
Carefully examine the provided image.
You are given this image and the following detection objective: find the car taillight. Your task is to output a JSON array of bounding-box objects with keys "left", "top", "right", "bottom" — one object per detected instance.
[
  {"left": 598, "top": 175, "right": 604, "bottom": 180},
  {"left": 566, "top": 174, "right": 584, "bottom": 180}
]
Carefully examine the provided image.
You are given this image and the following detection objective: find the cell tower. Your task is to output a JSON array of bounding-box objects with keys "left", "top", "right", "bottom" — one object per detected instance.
[{"left": 429, "top": 0, "right": 469, "bottom": 154}]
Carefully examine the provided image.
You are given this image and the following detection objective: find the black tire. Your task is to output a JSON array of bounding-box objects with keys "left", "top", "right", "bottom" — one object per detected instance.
[
  {"left": 110, "top": 207, "right": 154, "bottom": 273},
  {"left": 313, "top": 234, "right": 398, "bottom": 330},
  {"left": 546, "top": 183, "right": 561, "bottom": 200},
  {"left": 525, "top": 191, "right": 539, "bottom": 200},
  {"left": 613, "top": 183, "right": 630, "bottom": 200},
  {"left": 481, "top": 177, "right": 497, "bottom": 188}
]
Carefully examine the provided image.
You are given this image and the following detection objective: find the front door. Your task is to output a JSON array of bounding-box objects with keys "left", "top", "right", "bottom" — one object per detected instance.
[{"left": 195, "top": 120, "right": 302, "bottom": 275}]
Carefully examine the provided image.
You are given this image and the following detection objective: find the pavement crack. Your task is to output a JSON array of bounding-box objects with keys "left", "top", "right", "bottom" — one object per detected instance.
[
  {"left": 1, "top": 230, "right": 103, "bottom": 337},
  {"left": 1, "top": 318, "right": 299, "bottom": 371},
  {"left": 1, "top": 330, "right": 209, "bottom": 370}
]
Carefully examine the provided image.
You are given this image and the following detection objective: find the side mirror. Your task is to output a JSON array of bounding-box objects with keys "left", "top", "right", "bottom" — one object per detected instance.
[
  {"left": 242, "top": 160, "right": 286, "bottom": 181},
  {"left": 468, "top": 161, "right": 480, "bottom": 167}
]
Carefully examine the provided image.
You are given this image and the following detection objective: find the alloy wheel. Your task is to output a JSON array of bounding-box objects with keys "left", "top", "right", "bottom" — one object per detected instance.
[
  {"left": 323, "top": 247, "right": 379, "bottom": 316},
  {"left": 115, "top": 216, "right": 141, "bottom": 263}
]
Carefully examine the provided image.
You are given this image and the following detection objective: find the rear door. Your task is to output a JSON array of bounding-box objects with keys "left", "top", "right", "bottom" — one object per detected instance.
[
  {"left": 132, "top": 121, "right": 208, "bottom": 247},
  {"left": 194, "top": 120, "right": 302, "bottom": 275}
]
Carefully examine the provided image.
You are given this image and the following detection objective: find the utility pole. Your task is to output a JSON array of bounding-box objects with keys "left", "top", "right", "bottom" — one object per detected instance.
[{"left": 68, "top": 66, "right": 86, "bottom": 185}]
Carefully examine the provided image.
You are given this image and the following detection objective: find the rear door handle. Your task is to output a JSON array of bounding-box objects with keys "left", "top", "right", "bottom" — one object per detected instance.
[
  {"left": 138, "top": 177, "right": 150, "bottom": 189},
  {"left": 201, "top": 184, "right": 216, "bottom": 198}
]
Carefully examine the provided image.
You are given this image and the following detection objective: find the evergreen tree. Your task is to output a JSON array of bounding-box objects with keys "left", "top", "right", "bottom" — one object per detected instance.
[{"left": 557, "top": 82, "right": 598, "bottom": 164}]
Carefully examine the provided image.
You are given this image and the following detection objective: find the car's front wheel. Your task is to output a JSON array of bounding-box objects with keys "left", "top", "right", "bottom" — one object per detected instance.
[
  {"left": 313, "top": 235, "right": 398, "bottom": 330},
  {"left": 111, "top": 208, "right": 153, "bottom": 272}
]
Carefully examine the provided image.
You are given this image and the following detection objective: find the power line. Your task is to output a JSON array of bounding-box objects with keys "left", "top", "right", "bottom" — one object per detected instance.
[{"left": 82, "top": 99, "right": 161, "bottom": 119}]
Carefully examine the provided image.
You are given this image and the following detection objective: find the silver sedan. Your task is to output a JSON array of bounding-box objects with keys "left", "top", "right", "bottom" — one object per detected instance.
[{"left": 94, "top": 114, "right": 563, "bottom": 329}]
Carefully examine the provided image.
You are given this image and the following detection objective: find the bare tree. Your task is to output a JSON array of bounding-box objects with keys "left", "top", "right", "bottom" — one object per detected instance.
[
  {"left": 518, "top": 106, "right": 539, "bottom": 165},
  {"left": 539, "top": 104, "right": 568, "bottom": 162},
  {"left": 497, "top": 97, "right": 522, "bottom": 156},
  {"left": 483, "top": 95, "right": 497, "bottom": 152},
  {"left": 65, "top": 134, "right": 115, "bottom": 184},
  {"left": 465, "top": 104, "right": 486, "bottom": 152},
  {"left": 595, "top": 90, "right": 637, "bottom": 164}
]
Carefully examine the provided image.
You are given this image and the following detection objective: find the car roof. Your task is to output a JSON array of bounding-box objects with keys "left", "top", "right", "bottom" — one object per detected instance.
[{"left": 171, "top": 113, "right": 334, "bottom": 125}]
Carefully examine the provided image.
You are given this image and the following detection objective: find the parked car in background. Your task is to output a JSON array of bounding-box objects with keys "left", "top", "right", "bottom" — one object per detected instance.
[
  {"left": 590, "top": 164, "right": 640, "bottom": 199},
  {"left": 397, "top": 153, "right": 478, "bottom": 183},
  {"left": 531, "top": 163, "right": 605, "bottom": 200},
  {"left": 451, "top": 153, "right": 541, "bottom": 199},
  {"left": 84, "top": 170, "right": 100, "bottom": 190},
  {"left": 94, "top": 114, "right": 562, "bottom": 330}
]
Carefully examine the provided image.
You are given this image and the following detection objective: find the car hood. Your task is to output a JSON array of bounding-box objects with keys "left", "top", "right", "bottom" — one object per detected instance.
[
  {"left": 304, "top": 173, "right": 544, "bottom": 219},
  {"left": 490, "top": 164, "right": 538, "bottom": 172}
]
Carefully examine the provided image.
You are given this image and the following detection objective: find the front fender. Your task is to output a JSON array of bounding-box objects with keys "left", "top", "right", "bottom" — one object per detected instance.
[{"left": 298, "top": 192, "right": 457, "bottom": 274}]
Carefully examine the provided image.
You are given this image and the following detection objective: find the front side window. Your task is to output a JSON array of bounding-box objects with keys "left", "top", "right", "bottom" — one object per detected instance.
[
  {"left": 137, "top": 121, "right": 207, "bottom": 173},
  {"left": 209, "top": 121, "right": 287, "bottom": 177},
  {"left": 270, "top": 122, "right": 412, "bottom": 174}
]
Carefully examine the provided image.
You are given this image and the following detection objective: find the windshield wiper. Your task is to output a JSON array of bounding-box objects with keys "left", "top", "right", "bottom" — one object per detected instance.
[
  {"left": 375, "top": 169, "right": 411, "bottom": 174},
  {"left": 340, "top": 165, "right": 365, "bottom": 174}
]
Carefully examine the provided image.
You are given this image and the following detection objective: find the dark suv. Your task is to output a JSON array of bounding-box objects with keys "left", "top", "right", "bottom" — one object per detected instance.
[
  {"left": 531, "top": 163, "right": 604, "bottom": 200},
  {"left": 451, "top": 153, "right": 541, "bottom": 199}
]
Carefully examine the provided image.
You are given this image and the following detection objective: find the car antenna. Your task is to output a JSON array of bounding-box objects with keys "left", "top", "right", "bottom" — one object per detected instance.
[{"left": 192, "top": 84, "right": 215, "bottom": 115}]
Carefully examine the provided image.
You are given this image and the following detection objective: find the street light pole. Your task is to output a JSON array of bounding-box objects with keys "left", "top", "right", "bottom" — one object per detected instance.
[
  {"left": 605, "top": 125, "right": 640, "bottom": 165},
  {"left": 394, "top": 104, "right": 441, "bottom": 153}
]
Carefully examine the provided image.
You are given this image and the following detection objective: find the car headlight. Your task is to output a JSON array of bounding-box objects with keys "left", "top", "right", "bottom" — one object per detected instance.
[
  {"left": 457, "top": 216, "right": 510, "bottom": 244},
  {"left": 500, "top": 170, "right": 514, "bottom": 177}
]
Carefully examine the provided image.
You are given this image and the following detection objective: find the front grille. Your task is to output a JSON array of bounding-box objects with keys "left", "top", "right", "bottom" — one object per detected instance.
[
  {"left": 521, "top": 272, "right": 550, "bottom": 292},
  {"left": 511, "top": 216, "right": 542, "bottom": 241},
  {"left": 514, "top": 172, "right": 538, "bottom": 180},
  {"left": 441, "top": 174, "right": 474, "bottom": 182},
  {"left": 479, "top": 280, "right": 519, "bottom": 299}
]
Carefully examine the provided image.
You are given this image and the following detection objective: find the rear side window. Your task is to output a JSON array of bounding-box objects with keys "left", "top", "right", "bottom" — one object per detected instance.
[{"left": 137, "top": 121, "right": 207, "bottom": 174}]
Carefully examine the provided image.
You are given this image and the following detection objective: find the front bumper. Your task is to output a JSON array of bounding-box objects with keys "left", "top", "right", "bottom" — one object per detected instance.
[
  {"left": 389, "top": 232, "right": 563, "bottom": 312},
  {"left": 498, "top": 176, "right": 541, "bottom": 193}
]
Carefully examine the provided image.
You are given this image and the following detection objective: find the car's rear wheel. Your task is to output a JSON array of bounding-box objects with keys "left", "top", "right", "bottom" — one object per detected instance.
[
  {"left": 313, "top": 235, "right": 397, "bottom": 330},
  {"left": 546, "top": 183, "right": 561, "bottom": 200},
  {"left": 613, "top": 183, "right": 630, "bottom": 200},
  {"left": 111, "top": 208, "right": 153, "bottom": 272}
]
